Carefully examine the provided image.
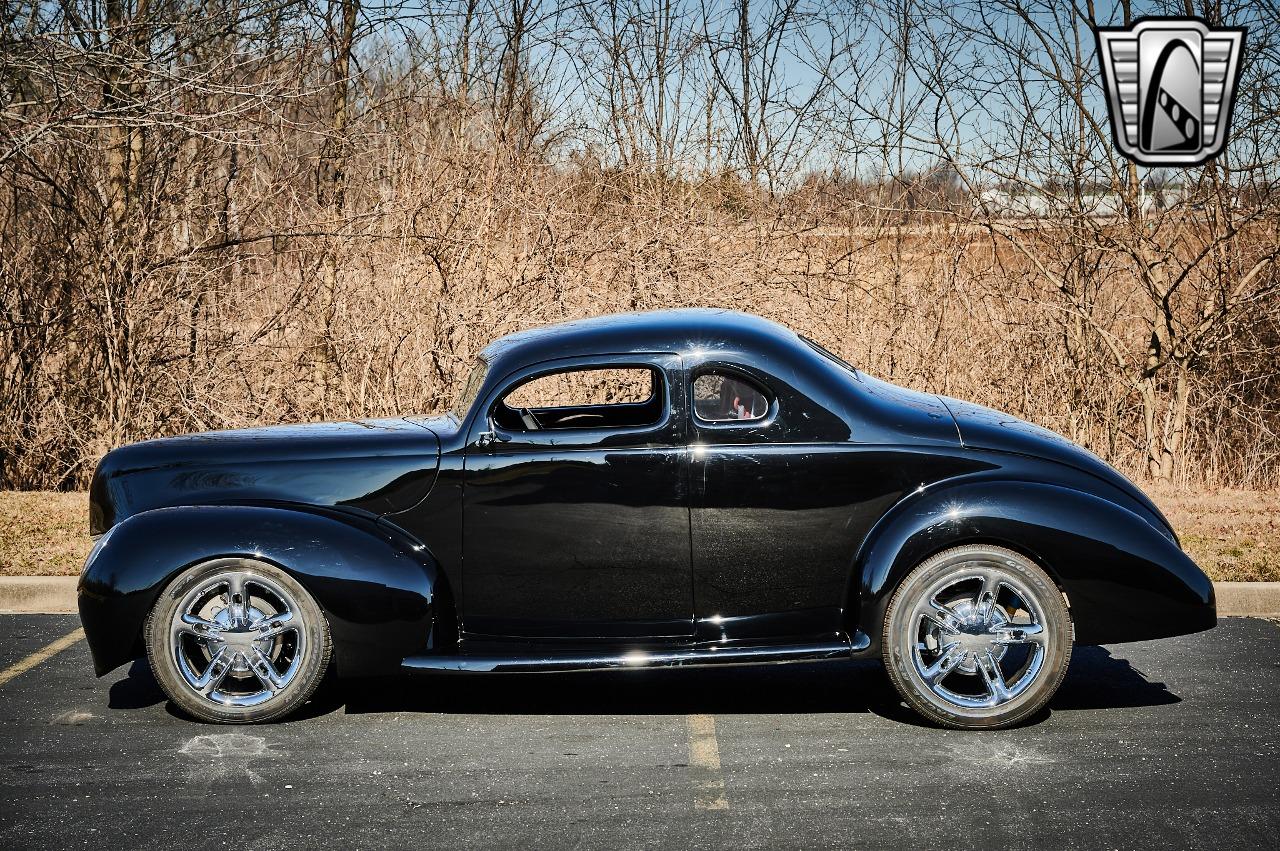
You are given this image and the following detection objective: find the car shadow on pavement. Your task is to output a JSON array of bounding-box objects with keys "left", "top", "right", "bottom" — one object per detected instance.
[
  {"left": 1051, "top": 645, "right": 1182, "bottom": 711},
  {"left": 316, "top": 644, "right": 1180, "bottom": 725},
  {"left": 108, "top": 659, "right": 166, "bottom": 710},
  {"left": 330, "top": 659, "right": 906, "bottom": 719},
  {"left": 106, "top": 645, "right": 1179, "bottom": 726}
]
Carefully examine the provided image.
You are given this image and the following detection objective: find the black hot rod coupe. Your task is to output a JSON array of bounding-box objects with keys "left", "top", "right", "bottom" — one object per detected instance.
[{"left": 79, "top": 309, "right": 1214, "bottom": 728}]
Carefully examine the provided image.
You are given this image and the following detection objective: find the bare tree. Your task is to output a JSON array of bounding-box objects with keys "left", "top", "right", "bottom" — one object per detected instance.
[
  {"left": 1, "top": 0, "right": 1277, "bottom": 491},
  {"left": 887, "top": 0, "right": 1280, "bottom": 481}
]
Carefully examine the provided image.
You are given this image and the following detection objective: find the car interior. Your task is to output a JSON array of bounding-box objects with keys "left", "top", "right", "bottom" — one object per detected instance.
[
  {"left": 493, "top": 366, "right": 666, "bottom": 431},
  {"left": 491, "top": 366, "right": 771, "bottom": 432},
  {"left": 692, "top": 372, "right": 769, "bottom": 422}
]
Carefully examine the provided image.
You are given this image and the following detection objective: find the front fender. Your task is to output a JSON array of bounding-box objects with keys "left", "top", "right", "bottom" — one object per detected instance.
[
  {"left": 78, "top": 505, "right": 440, "bottom": 677},
  {"left": 851, "top": 481, "right": 1215, "bottom": 647}
]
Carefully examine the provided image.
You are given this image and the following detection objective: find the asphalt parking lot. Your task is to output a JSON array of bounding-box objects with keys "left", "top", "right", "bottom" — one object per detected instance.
[{"left": 1, "top": 615, "right": 1277, "bottom": 850}]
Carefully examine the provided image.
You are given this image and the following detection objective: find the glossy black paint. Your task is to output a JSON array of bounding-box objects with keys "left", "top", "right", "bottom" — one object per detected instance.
[
  {"left": 78, "top": 505, "right": 438, "bottom": 676},
  {"left": 78, "top": 308, "right": 1214, "bottom": 679},
  {"left": 89, "top": 418, "right": 440, "bottom": 535},
  {"left": 460, "top": 353, "right": 692, "bottom": 637},
  {"left": 850, "top": 476, "right": 1214, "bottom": 645}
]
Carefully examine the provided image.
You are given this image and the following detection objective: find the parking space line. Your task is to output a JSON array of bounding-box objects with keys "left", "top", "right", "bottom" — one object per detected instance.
[
  {"left": 0, "top": 627, "right": 84, "bottom": 690},
  {"left": 687, "top": 714, "right": 729, "bottom": 811}
]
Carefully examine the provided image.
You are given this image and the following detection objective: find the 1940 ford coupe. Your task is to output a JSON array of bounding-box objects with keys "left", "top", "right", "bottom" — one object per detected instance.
[{"left": 79, "top": 309, "right": 1214, "bottom": 728}]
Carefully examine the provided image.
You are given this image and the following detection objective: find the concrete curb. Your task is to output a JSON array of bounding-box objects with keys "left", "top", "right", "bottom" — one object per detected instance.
[
  {"left": 2, "top": 576, "right": 1279, "bottom": 618},
  {"left": 1213, "top": 581, "right": 1280, "bottom": 618},
  {"left": 0, "top": 577, "right": 80, "bottom": 614}
]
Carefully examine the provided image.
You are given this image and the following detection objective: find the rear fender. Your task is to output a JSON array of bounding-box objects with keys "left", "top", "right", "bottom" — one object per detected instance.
[
  {"left": 77, "top": 505, "right": 440, "bottom": 677},
  {"left": 849, "top": 481, "right": 1215, "bottom": 648}
]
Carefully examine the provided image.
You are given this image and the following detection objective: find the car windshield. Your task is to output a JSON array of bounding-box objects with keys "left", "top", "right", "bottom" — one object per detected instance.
[
  {"left": 800, "top": 336, "right": 859, "bottom": 378},
  {"left": 450, "top": 357, "right": 489, "bottom": 420}
]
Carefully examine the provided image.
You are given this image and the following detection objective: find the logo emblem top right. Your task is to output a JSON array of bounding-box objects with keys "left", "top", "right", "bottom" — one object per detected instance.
[{"left": 1095, "top": 17, "right": 1246, "bottom": 166}]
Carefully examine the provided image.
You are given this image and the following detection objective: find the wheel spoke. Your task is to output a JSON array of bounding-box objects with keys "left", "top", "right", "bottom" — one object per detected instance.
[
  {"left": 992, "top": 622, "right": 1046, "bottom": 645},
  {"left": 923, "top": 598, "right": 962, "bottom": 635},
  {"left": 249, "top": 648, "right": 286, "bottom": 691},
  {"left": 254, "top": 609, "right": 296, "bottom": 640},
  {"left": 196, "top": 647, "right": 233, "bottom": 696},
  {"left": 976, "top": 572, "right": 1001, "bottom": 621},
  {"left": 176, "top": 612, "right": 221, "bottom": 639},
  {"left": 921, "top": 642, "right": 965, "bottom": 685},
  {"left": 225, "top": 573, "right": 251, "bottom": 622},
  {"left": 978, "top": 651, "right": 1013, "bottom": 703}
]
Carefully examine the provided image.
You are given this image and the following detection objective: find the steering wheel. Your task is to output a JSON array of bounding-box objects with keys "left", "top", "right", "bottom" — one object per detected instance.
[{"left": 518, "top": 407, "right": 544, "bottom": 431}]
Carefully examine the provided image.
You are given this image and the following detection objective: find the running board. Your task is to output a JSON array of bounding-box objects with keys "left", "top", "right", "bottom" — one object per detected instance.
[{"left": 402, "top": 633, "right": 869, "bottom": 674}]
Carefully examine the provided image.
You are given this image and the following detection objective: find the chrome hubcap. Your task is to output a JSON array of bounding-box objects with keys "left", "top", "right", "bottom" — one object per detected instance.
[
  {"left": 944, "top": 598, "right": 1011, "bottom": 674},
  {"left": 170, "top": 564, "right": 305, "bottom": 708},
  {"left": 907, "top": 564, "right": 1049, "bottom": 711}
]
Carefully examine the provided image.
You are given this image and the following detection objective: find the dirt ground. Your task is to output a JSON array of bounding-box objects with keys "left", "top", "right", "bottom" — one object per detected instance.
[{"left": 1, "top": 487, "right": 1276, "bottom": 581}]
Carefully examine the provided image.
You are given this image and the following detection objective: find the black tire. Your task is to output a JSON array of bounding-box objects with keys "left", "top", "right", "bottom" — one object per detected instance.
[
  {"left": 144, "top": 558, "right": 331, "bottom": 724},
  {"left": 881, "top": 544, "right": 1072, "bottom": 730}
]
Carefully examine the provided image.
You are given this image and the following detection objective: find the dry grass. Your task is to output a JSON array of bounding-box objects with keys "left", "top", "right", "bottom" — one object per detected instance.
[
  {"left": 1148, "top": 486, "right": 1280, "bottom": 583},
  {"left": 2, "top": 487, "right": 1275, "bottom": 581},
  {"left": 0, "top": 491, "right": 90, "bottom": 577}
]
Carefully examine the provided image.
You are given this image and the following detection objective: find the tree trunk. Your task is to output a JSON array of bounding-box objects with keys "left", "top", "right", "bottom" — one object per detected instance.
[
  {"left": 738, "top": 0, "right": 757, "bottom": 183},
  {"left": 99, "top": 0, "right": 149, "bottom": 448},
  {"left": 315, "top": 0, "right": 359, "bottom": 414}
]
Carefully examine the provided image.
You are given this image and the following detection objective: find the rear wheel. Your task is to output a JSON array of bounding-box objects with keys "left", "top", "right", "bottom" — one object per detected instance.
[
  {"left": 882, "top": 545, "right": 1072, "bottom": 729},
  {"left": 145, "top": 558, "right": 331, "bottom": 724}
]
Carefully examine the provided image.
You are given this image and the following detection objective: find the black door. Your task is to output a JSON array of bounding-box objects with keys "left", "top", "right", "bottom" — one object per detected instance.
[
  {"left": 687, "top": 362, "right": 864, "bottom": 641},
  {"left": 462, "top": 353, "right": 693, "bottom": 638}
]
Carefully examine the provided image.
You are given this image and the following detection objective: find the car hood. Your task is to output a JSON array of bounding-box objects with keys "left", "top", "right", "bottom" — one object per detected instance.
[
  {"left": 90, "top": 418, "right": 441, "bottom": 534},
  {"left": 940, "top": 397, "right": 1174, "bottom": 539}
]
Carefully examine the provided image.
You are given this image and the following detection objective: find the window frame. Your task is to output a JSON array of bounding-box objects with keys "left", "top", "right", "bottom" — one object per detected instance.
[
  {"left": 468, "top": 353, "right": 683, "bottom": 451},
  {"left": 499, "top": 365, "right": 658, "bottom": 415},
  {"left": 688, "top": 364, "right": 778, "bottom": 430}
]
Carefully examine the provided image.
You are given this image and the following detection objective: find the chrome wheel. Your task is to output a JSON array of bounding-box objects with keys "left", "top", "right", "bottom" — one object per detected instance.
[
  {"left": 169, "top": 564, "right": 306, "bottom": 708},
  {"left": 882, "top": 545, "right": 1072, "bottom": 729},
  {"left": 906, "top": 566, "right": 1048, "bottom": 710}
]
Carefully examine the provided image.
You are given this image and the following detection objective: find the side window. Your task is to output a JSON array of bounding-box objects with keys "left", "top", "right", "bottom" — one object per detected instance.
[
  {"left": 494, "top": 367, "right": 663, "bottom": 431},
  {"left": 693, "top": 371, "right": 771, "bottom": 423}
]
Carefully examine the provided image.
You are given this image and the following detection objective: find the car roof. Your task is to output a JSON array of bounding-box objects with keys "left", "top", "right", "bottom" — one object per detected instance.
[{"left": 479, "top": 308, "right": 803, "bottom": 374}]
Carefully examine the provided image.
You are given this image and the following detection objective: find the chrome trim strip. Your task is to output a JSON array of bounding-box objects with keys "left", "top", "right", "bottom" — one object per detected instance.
[{"left": 402, "top": 636, "right": 860, "bottom": 673}]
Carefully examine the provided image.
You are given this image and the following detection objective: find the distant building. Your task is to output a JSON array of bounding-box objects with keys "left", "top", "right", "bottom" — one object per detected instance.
[{"left": 976, "top": 187, "right": 1183, "bottom": 218}]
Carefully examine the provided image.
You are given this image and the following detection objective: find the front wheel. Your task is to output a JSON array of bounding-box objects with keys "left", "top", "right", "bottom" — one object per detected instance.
[
  {"left": 145, "top": 558, "right": 331, "bottom": 724},
  {"left": 882, "top": 545, "right": 1073, "bottom": 729}
]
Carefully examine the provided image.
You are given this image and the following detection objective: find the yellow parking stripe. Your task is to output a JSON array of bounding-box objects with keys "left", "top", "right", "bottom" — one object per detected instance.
[
  {"left": 687, "top": 714, "right": 730, "bottom": 810},
  {"left": 0, "top": 628, "right": 85, "bottom": 689}
]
